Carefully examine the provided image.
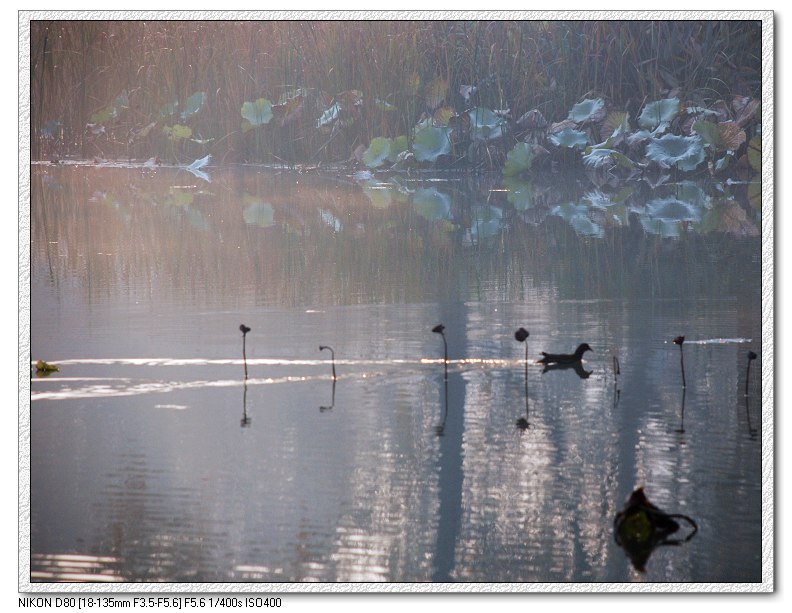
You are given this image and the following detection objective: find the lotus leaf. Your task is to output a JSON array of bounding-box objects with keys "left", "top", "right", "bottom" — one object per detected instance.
[
  {"left": 180, "top": 92, "right": 206, "bottom": 120},
  {"left": 638, "top": 98, "right": 680, "bottom": 130},
  {"left": 387, "top": 136, "right": 409, "bottom": 163},
  {"left": 693, "top": 120, "right": 746, "bottom": 152},
  {"left": 551, "top": 203, "right": 604, "bottom": 237},
  {"left": 317, "top": 102, "right": 341, "bottom": 130},
  {"left": 89, "top": 106, "right": 117, "bottom": 125},
  {"left": 467, "top": 206, "right": 503, "bottom": 243},
  {"left": 413, "top": 125, "right": 451, "bottom": 162},
  {"left": 433, "top": 106, "right": 456, "bottom": 127},
  {"left": 241, "top": 99, "right": 273, "bottom": 129},
  {"left": 163, "top": 124, "right": 192, "bottom": 141},
  {"left": 503, "top": 142, "right": 536, "bottom": 177},
  {"left": 243, "top": 202, "right": 275, "bottom": 228},
  {"left": 468, "top": 107, "right": 506, "bottom": 141},
  {"left": 569, "top": 98, "right": 605, "bottom": 124},
  {"left": 362, "top": 137, "right": 393, "bottom": 168},
  {"left": 602, "top": 112, "right": 630, "bottom": 141},
  {"left": 645, "top": 197, "right": 702, "bottom": 223},
  {"left": 645, "top": 134, "right": 704, "bottom": 171},
  {"left": 747, "top": 136, "right": 761, "bottom": 172},
  {"left": 700, "top": 199, "right": 759, "bottom": 237},
  {"left": 503, "top": 177, "right": 535, "bottom": 211},
  {"left": 413, "top": 188, "right": 452, "bottom": 221},
  {"left": 549, "top": 128, "right": 588, "bottom": 150},
  {"left": 583, "top": 148, "right": 633, "bottom": 169}
]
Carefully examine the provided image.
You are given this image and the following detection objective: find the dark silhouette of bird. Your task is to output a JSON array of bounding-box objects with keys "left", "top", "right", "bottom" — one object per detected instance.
[
  {"left": 538, "top": 343, "right": 592, "bottom": 365},
  {"left": 514, "top": 327, "right": 529, "bottom": 343},
  {"left": 673, "top": 335, "right": 685, "bottom": 346},
  {"left": 240, "top": 324, "right": 251, "bottom": 335}
]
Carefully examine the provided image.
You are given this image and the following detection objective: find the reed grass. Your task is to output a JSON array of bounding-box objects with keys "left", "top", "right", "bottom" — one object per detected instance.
[{"left": 30, "top": 20, "right": 761, "bottom": 163}]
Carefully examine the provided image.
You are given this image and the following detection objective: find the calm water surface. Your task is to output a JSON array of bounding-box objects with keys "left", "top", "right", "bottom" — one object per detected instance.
[{"left": 29, "top": 163, "right": 763, "bottom": 584}]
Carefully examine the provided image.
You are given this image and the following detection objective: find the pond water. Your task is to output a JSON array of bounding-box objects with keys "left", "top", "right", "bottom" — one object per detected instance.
[{"left": 28, "top": 162, "right": 763, "bottom": 585}]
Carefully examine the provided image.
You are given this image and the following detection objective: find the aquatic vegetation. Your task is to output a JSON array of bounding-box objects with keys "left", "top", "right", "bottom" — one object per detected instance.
[
  {"left": 31, "top": 21, "right": 760, "bottom": 170},
  {"left": 645, "top": 134, "right": 705, "bottom": 171},
  {"left": 241, "top": 98, "right": 274, "bottom": 130}
]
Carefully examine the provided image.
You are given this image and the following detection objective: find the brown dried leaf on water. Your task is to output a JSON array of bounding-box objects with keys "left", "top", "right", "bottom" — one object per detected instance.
[
  {"left": 733, "top": 96, "right": 760, "bottom": 127},
  {"left": 601, "top": 111, "right": 630, "bottom": 141},
  {"left": 433, "top": 106, "right": 456, "bottom": 127},
  {"left": 516, "top": 109, "right": 548, "bottom": 130},
  {"left": 272, "top": 93, "right": 304, "bottom": 127},
  {"left": 548, "top": 119, "right": 577, "bottom": 134},
  {"left": 718, "top": 121, "right": 747, "bottom": 151}
]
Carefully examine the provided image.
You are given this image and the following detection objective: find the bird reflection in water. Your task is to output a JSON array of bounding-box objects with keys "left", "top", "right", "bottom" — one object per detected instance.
[{"left": 614, "top": 487, "right": 698, "bottom": 573}]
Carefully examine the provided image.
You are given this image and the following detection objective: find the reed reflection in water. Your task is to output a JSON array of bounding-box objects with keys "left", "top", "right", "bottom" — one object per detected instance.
[{"left": 29, "top": 165, "right": 762, "bottom": 583}]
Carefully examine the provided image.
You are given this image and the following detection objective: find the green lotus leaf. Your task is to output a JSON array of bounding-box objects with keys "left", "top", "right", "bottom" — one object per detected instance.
[
  {"left": 413, "top": 125, "right": 451, "bottom": 162},
  {"left": 503, "top": 142, "right": 536, "bottom": 177},
  {"left": 549, "top": 128, "right": 588, "bottom": 150},
  {"left": 645, "top": 197, "right": 702, "bottom": 223},
  {"left": 468, "top": 107, "right": 506, "bottom": 141},
  {"left": 163, "top": 124, "right": 192, "bottom": 141},
  {"left": 602, "top": 111, "right": 630, "bottom": 141},
  {"left": 568, "top": 98, "right": 605, "bottom": 123},
  {"left": 747, "top": 135, "right": 761, "bottom": 172},
  {"left": 413, "top": 188, "right": 452, "bottom": 220},
  {"left": 89, "top": 106, "right": 116, "bottom": 125},
  {"left": 551, "top": 203, "right": 603, "bottom": 237},
  {"left": 362, "top": 137, "right": 392, "bottom": 168},
  {"left": 645, "top": 134, "right": 704, "bottom": 171},
  {"left": 387, "top": 135, "right": 409, "bottom": 163},
  {"left": 503, "top": 177, "right": 535, "bottom": 211},
  {"left": 468, "top": 206, "right": 503, "bottom": 242},
  {"left": 243, "top": 201, "right": 275, "bottom": 228},
  {"left": 241, "top": 98, "right": 274, "bottom": 127},
  {"left": 638, "top": 98, "right": 680, "bottom": 130},
  {"left": 693, "top": 120, "right": 746, "bottom": 152},
  {"left": 180, "top": 92, "right": 206, "bottom": 120},
  {"left": 582, "top": 148, "right": 633, "bottom": 169}
]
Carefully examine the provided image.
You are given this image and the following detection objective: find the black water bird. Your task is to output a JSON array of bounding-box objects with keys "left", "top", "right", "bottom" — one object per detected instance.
[
  {"left": 432, "top": 324, "right": 448, "bottom": 379},
  {"left": 673, "top": 335, "right": 686, "bottom": 388},
  {"left": 239, "top": 324, "right": 251, "bottom": 378},
  {"left": 745, "top": 350, "right": 757, "bottom": 396},
  {"left": 319, "top": 345, "right": 336, "bottom": 381},
  {"left": 538, "top": 343, "right": 592, "bottom": 365}
]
